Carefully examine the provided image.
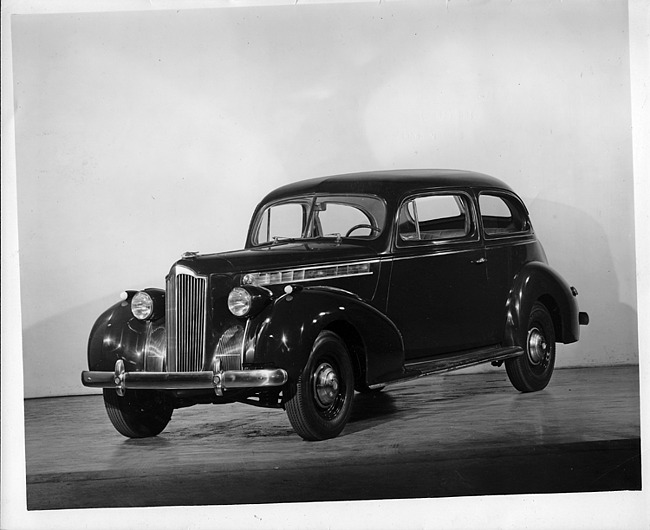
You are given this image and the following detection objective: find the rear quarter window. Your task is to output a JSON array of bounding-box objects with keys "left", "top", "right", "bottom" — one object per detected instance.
[
  {"left": 479, "top": 193, "right": 530, "bottom": 236},
  {"left": 398, "top": 193, "right": 473, "bottom": 243}
]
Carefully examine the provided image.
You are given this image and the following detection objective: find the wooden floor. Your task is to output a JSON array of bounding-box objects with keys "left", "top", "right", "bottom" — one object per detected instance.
[{"left": 24, "top": 365, "right": 641, "bottom": 510}]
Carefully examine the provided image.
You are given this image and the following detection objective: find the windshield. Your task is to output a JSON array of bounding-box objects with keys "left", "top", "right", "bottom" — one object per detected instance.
[{"left": 251, "top": 194, "right": 387, "bottom": 246}]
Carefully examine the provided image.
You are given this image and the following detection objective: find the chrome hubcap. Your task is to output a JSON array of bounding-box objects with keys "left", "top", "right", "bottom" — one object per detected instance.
[
  {"left": 527, "top": 327, "right": 548, "bottom": 365},
  {"left": 313, "top": 362, "right": 339, "bottom": 408}
]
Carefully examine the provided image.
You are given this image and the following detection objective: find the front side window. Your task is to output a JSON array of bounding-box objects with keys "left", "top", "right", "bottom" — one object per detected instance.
[
  {"left": 252, "top": 194, "right": 386, "bottom": 245},
  {"left": 479, "top": 193, "right": 530, "bottom": 236},
  {"left": 317, "top": 203, "right": 373, "bottom": 237},
  {"left": 398, "top": 193, "right": 473, "bottom": 243}
]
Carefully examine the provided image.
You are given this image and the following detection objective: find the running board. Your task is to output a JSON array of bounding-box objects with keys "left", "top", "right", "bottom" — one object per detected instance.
[{"left": 371, "top": 345, "right": 524, "bottom": 389}]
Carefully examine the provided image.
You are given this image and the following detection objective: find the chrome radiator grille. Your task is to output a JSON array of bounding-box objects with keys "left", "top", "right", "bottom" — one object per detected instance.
[{"left": 166, "top": 265, "right": 208, "bottom": 372}]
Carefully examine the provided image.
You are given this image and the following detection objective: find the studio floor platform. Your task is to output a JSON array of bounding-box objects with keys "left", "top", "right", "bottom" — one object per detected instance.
[{"left": 24, "top": 365, "right": 641, "bottom": 510}]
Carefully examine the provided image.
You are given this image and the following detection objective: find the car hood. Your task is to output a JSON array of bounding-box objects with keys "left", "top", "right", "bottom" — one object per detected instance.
[{"left": 173, "top": 241, "right": 379, "bottom": 277}]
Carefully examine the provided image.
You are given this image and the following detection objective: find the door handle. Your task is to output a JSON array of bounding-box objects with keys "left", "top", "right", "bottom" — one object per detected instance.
[{"left": 471, "top": 257, "right": 487, "bottom": 265}]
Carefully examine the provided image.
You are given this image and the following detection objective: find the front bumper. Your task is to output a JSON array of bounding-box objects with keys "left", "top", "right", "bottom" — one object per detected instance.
[{"left": 81, "top": 359, "right": 288, "bottom": 397}]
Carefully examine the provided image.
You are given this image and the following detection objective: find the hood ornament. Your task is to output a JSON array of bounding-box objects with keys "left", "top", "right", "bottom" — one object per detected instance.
[{"left": 181, "top": 251, "right": 199, "bottom": 259}]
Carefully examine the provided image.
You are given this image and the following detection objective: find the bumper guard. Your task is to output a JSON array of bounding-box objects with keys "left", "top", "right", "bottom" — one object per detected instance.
[{"left": 81, "top": 359, "right": 288, "bottom": 397}]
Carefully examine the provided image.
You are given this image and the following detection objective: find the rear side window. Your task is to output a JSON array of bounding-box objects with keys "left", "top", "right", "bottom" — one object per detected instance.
[
  {"left": 398, "top": 194, "right": 473, "bottom": 242},
  {"left": 479, "top": 193, "right": 530, "bottom": 236}
]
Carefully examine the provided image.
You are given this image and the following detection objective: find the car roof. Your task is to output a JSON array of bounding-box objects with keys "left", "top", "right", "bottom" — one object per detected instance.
[{"left": 260, "top": 169, "right": 513, "bottom": 204}]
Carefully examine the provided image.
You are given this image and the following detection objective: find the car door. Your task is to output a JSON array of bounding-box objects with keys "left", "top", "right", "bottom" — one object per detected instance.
[
  {"left": 385, "top": 191, "right": 494, "bottom": 360},
  {"left": 478, "top": 191, "right": 537, "bottom": 343}
]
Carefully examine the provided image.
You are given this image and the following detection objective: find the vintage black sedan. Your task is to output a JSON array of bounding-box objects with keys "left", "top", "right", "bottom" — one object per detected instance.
[{"left": 82, "top": 170, "right": 589, "bottom": 440}]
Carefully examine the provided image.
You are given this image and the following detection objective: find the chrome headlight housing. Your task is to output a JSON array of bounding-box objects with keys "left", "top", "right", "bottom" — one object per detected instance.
[
  {"left": 227, "top": 285, "right": 272, "bottom": 318},
  {"left": 228, "top": 288, "right": 252, "bottom": 317},
  {"left": 127, "top": 289, "right": 165, "bottom": 321},
  {"left": 131, "top": 291, "right": 154, "bottom": 320}
]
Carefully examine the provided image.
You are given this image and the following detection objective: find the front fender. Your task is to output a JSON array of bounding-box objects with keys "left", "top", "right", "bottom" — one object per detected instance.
[
  {"left": 245, "top": 287, "right": 405, "bottom": 385},
  {"left": 504, "top": 261, "right": 581, "bottom": 346},
  {"left": 87, "top": 289, "right": 165, "bottom": 373}
]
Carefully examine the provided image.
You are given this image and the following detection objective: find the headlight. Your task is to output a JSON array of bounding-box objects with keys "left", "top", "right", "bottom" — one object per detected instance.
[
  {"left": 228, "top": 288, "right": 252, "bottom": 317},
  {"left": 131, "top": 291, "right": 154, "bottom": 320}
]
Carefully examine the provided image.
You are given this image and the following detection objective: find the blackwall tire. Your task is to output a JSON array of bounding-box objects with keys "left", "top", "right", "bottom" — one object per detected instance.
[
  {"left": 103, "top": 388, "right": 173, "bottom": 438},
  {"left": 506, "top": 302, "right": 556, "bottom": 392},
  {"left": 285, "top": 331, "right": 354, "bottom": 441}
]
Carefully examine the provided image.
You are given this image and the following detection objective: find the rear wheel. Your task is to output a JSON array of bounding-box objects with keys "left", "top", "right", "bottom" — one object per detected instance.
[
  {"left": 506, "top": 302, "right": 556, "bottom": 392},
  {"left": 285, "top": 331, "right": 354, "bottom": 441},
  {"left": 103, "top": 388, "right": 174, "bottom": 438}
]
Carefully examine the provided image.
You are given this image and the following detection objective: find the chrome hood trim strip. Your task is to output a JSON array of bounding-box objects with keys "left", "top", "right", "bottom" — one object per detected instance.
[{"left": 243, "top": 260, "right": 378, "bottom": 287}]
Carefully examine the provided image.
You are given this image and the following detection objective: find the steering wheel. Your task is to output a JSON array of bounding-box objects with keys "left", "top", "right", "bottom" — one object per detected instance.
[{"left": 345, "top": 224, "right": 380, "bottom": 237}]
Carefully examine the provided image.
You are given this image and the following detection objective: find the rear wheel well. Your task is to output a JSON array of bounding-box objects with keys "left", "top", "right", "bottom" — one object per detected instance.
[
  {"left": 538, "top": 294, "right": 563, "bottom": 342},
  {"left": 324, "top": 321, "right": 366, "bottom": 390}
]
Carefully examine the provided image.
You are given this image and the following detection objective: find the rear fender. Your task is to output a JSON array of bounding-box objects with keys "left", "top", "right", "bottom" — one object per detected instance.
[
  {"left": 245, "top": 287, "right": 405, "bottom": 384},
  {"left": 505, "top": 262, "right": 581, "bottom": 346}
]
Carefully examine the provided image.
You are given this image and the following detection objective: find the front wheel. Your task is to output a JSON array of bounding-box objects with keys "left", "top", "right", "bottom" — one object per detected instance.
[
  {"left": 103, "top": 388, "right": 174, "bottom": 438},
  {"left": 506, "top": 302, "right": 556, "bottom": 392},
  {"left": 285, "top": 331, "right": 354, "bottom": 441}
]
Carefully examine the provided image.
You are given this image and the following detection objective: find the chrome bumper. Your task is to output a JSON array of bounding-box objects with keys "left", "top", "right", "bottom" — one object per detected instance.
[{"left": 81, "top": 359, "right": 288, "bottom": 397}]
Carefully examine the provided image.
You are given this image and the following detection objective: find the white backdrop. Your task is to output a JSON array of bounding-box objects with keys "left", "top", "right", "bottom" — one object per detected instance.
[{"left": 8, "top": 0, "right": 638, "bottom": 399}]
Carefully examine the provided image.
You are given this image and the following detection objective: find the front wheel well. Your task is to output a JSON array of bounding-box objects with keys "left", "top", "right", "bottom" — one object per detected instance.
[
  {"left": 323, "top": 320, "right": 366, "bottom": 390},
  {"left": 537, "top": 294, "right": 563, "bottom": 342}
]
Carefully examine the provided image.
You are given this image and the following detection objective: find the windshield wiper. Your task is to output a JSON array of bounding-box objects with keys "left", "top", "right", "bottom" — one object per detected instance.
[
  {"left": 259, "top": 233, "right": 343, "bottom": 247},
  {"left": 314, "top": 234, "right": 343, "bottom": 244},
  {"left": 271, "top": 236, "right": 303, "bottom": 245},
  {"left": 254, "top": 237, "right": 296, "bottom": 247}
]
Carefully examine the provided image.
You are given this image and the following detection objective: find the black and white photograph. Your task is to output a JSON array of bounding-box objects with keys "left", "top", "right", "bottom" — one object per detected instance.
[{"left": 2, "top": 0, "right": 648, "bottom": 528}]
